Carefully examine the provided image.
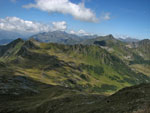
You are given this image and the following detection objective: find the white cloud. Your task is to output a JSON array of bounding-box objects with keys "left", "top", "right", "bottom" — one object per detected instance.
[
  {"left": 23, "top": 0, "right": 98, "bottom": 22},
  {"left": 0, "top": 16, "right": 97, "bottom": 37},
  {"left": 78, "top": 29, "right": 89, "bottom": 35},
  {"left": 100, "top": 12, "right": 111, "bottom": 21},
  {"left": 52, "top": 21, "right": 67, "bottom": 31},
  {"left": 0, "top": 17, "right": 51, "bottom": 34},
  {"left": 70, "top": 30, "right": 76, "bottom": 34},
  {"left": 70, "top": 29, "right": 91, "bottom": 36},
  {"left": 115, "top": 34, "right": 130, "bottom": 39},
  {"left": 0, "top": 17, "right": 69, "bottom": 34}
]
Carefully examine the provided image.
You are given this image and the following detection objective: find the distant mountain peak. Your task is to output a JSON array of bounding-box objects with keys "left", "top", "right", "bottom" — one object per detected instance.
[
  {"left": 117, "top": 36, "right": 140, "bottom": 43},
  {"left": 107, "top": 34, "right": 114, "bottom": 38}
]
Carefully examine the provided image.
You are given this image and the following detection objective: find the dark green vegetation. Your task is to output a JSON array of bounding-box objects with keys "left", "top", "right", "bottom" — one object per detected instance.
[{"left": 0, "top": 35, "right": 150, "bottom": 113}]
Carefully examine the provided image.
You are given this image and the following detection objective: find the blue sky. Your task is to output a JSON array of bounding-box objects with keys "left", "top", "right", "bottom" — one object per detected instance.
[{"left": 0, "top": 0, "right": 150, "bottom": 39}]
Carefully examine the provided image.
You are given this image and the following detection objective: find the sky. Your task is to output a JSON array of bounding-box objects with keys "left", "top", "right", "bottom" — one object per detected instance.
[{"left": 0, "top": 0, "right": 150, "bottom": 39}]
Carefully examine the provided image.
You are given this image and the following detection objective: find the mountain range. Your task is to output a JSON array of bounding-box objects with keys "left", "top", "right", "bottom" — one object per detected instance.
[
  {"left": 0, "top": 32, "right": 150, "bottom": 113},
  {"left": 118, "top": 37, "right": 140, "bottom": 43},
  {"left": 30, "top": 30, "right": 98, "bottom": 45},
  {"left": 1, "top": 30, "right": 139, "bottom": 45}
]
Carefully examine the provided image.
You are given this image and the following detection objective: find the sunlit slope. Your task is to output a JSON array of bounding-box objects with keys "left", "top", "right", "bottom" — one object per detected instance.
[
  {"left": 82, "top": 35, "right": 150, "bottom": 76},
  {"left": 0, "top": 38, "right": 149, "bottom": 94}
]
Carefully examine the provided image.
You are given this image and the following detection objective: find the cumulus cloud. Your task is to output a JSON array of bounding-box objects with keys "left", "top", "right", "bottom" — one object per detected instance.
[
  {"left": 23, "top": 0, "right": 98, "bottom": 22},
  {"left": 52, "top": 21, "right": 67, "bottom": 31},
  {"left": 0, "top": 17, "right": 68, "bottom": 34},
  {"left": 70, "top": 29, "right": 91, "bottom": 36},
  {"left": 0, "top": 16, "right": 96, "bottom": 37}
]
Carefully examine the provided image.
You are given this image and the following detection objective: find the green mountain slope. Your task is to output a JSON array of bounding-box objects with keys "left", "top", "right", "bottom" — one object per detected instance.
[
  {"left": 0, "top": 38, "right": 150, "bottom": 113},
  {"left": 82, "top": 35, "right": 150, "bottom": 77},
  {"left": 0, "top": 73, "right": 150, "bottom": 113},
  {"left": 131, "top": 39, "right": 150, "bottom": 61},
  {"left": 83, "top": 83, "right": 150, "bottom": 113},
  {"left": 0, "top": 38, "right": 149, "bottom": 95},
  {"left": 81, "top": 35, "right": 136, "bottom": 62}
]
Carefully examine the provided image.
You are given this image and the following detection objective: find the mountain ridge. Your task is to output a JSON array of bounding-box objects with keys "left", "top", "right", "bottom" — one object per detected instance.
[
  {"left": 0, "top": 38, "right": 149, "bottom": 94},
  {"left": 0, "top": 38, "right": 150, "bottom": 113}
]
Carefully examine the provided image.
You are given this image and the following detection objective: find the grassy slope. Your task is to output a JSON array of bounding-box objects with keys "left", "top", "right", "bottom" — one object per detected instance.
[
  {"left": 0, "top": 38, "right": 150, "bottom": 113},
  {"left": 0, "top": 39, "right": 149, "bottom": 95},
  {"left": 130, "top": 64, "right": 150, "bottom": 76},
  {"left": 82, "top": 35, "right": 150, "bottom": 78}
]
